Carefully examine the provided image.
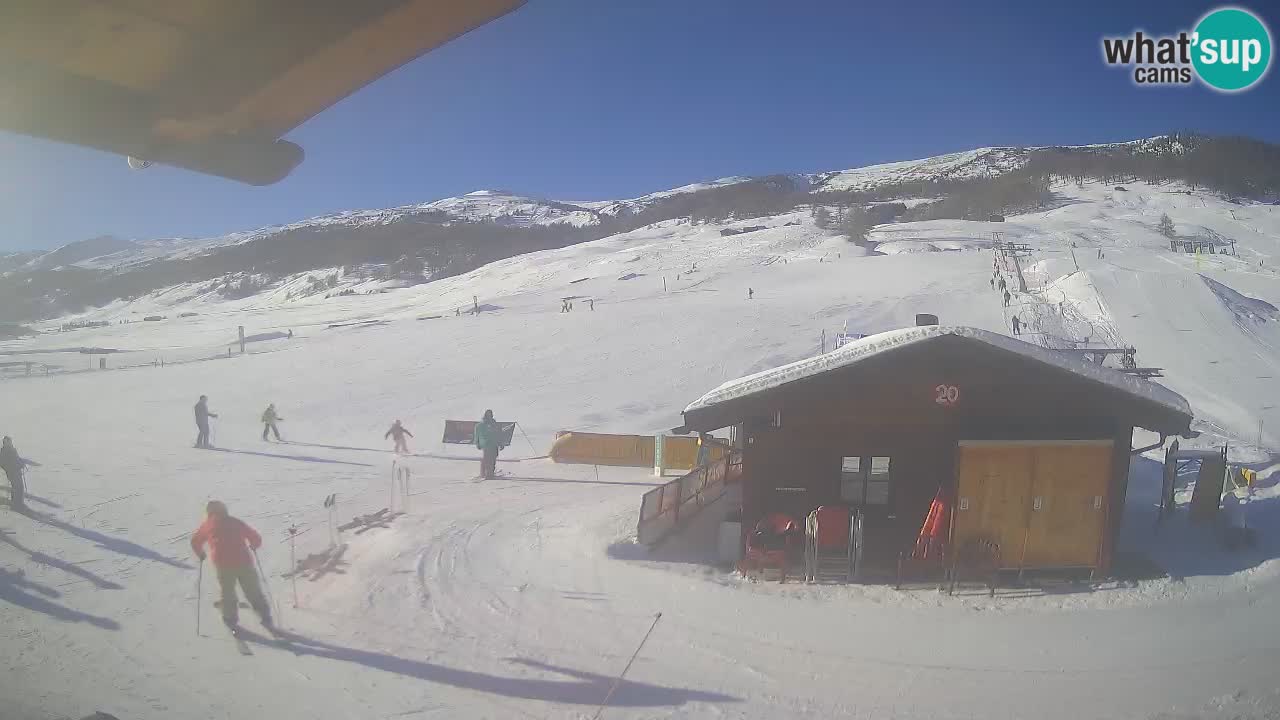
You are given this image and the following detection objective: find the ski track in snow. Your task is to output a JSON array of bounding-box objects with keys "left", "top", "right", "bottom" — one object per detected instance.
[{"left": 3, "top": 181, "right": 1280, "bottom": 718}]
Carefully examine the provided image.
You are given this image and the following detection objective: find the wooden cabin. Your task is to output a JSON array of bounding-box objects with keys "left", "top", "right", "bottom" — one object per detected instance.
[{"left": 676, "top": 326, "right": 1192, "bottom": 579}]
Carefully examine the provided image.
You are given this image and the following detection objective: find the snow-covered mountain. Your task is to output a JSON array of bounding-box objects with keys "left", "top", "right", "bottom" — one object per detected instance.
[
  {"left": 8, "top": 137, "right": 1184, "bottom": 275},
  {"left": 810, "top": 147, "right": 1031, "bottom": 192},
  {"left": 4, "top": 133, "right": 1278, "bottom": 327}
]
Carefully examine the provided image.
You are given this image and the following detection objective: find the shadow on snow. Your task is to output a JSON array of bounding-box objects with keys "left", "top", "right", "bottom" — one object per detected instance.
[
  {"left": 18, "top": 508, "right": 192, "bottom": 570},
  {"left": 207, "top": 447, "right": 373, "bottom": 468},
  {"left": 0, "top": 530, "right": 123, "bottom": 590},
  {"left": 0, "top": 567, "right": 120, "bottom": 630},
  {"left": 1, "top": 488, "right": 60, "bottom": 508},
  {"left": 1119, "top": 456, "right": 1280, "bottom": 579},
  {"left": 236, "top": 629, "right": 737, "bottom": 708},
  {"left": 279, "top": 441, "right": 547, "bottom": 466}
]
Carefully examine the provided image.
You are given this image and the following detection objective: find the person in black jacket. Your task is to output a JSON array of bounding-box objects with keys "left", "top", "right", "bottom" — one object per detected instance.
[
  {"left": 194, "top": 395, "right": 218, "bottom": 449},
  {"left": 1, "top": 436, "right": 28, "bottom": 510}
]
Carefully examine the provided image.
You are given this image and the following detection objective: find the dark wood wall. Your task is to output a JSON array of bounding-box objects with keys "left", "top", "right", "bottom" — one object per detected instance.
[
  {"left": 742, "top": 423, "right": 954, "bottom": 551},
  {"left": 708, "top": 336, "right": 1182, "bottom": 574},
  {"left": 741, "top": 418, "right": 1129, "bottom": 563}
]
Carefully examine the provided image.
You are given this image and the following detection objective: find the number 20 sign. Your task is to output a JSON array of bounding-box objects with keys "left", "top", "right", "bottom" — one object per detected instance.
[{"left": 934, "top": 384, "right": 960, "bottom": 406}]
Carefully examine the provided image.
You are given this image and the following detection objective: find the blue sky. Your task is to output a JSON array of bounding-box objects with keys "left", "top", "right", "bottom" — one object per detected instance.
[{"left": 3, "top": 0, "right": 1278, "bottom": 251}]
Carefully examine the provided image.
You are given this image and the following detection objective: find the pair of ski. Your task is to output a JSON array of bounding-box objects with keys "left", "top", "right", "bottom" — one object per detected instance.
[{"left": 226, "top": 621, "right": 296, "bottom": 656}]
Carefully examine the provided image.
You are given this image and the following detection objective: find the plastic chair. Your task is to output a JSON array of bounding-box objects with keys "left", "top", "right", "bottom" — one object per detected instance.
[{"left": 740, "top": 513, "right": 799, "bottom": 582}]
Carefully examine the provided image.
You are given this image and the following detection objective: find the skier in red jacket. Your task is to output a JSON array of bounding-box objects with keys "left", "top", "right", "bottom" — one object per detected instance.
[{"left": 191, "top": 500, "right": 273, "bottom": 632}]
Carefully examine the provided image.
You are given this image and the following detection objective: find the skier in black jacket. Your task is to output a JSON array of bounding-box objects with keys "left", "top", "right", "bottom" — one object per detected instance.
[{"left": 194, "top": 395, "right": 218, "bottom": 449}]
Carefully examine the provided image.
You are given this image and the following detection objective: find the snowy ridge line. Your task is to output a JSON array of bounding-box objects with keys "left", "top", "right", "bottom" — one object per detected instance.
[
  {"left": 684, "top": 325, "right": 1192, "bottom": 417},
  {"left": 14, "top": 137, "right": 1180, "bottom": 276}
]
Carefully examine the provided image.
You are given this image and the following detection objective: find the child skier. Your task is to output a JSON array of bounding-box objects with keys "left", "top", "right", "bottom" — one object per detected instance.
[
  {"left": 261, "top": 404, "right": 283, "bottom": 441},
  {"left": 386, "top": 420, "right": 413, "bottom": 454}
]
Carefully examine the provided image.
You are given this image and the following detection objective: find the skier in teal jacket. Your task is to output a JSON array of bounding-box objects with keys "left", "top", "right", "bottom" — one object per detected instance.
[{"left": 475, "top": 410, "right": 505, "bottom": 479}]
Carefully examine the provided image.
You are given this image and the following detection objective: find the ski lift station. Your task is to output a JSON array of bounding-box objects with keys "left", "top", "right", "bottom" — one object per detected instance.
[{"left": 673, "top": 322, "right": 1194, "bottom": 584}]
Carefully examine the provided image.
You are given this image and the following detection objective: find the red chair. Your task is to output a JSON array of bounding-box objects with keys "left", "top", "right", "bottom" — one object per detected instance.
[
  {"left": 805, "top": 506, "right": 854, "bottom": 583},
  {"left": 739, "top": 513, "right": 800, "bottom": 582}
]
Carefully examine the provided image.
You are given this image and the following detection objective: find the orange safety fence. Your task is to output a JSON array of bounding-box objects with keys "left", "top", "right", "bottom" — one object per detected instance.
[{"left": 637, "top": 456, "right": 732, "bottom": 545}]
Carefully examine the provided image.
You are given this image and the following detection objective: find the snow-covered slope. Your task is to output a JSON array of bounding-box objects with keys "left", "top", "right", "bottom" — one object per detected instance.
[
  {"left": 589, "top": 176, "right": 756, "bottom": 216},
  {"left": 5, "top": 166, "right": 1280, "bottom": 719},
  {"left": 811, "top": 147, "right": 1031, "bottom": 192}
]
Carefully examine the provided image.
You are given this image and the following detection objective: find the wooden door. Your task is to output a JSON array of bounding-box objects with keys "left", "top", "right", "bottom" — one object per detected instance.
[
  {"left": 954, "top": 444, "right": 1034, "bottom": 568},
  {"left": 1021, "top": 443, "right": 1112, "bottom": 568}
]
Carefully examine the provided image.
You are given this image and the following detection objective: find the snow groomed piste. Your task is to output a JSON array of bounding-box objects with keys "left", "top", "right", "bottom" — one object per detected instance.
[{"left": 3, "top": 178, "right": 1280, "bottom": 719}]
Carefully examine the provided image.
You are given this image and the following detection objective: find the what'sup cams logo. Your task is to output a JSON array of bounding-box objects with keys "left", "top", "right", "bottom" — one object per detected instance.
[{"left": 1102, "top": 7, "right": 1272, "bottom": 92}]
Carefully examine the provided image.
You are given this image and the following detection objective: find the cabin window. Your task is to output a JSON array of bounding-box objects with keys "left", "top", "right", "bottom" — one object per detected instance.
[
  {"left": 840, "top": 455, "right": 892, "bottom": 505},
  {"left": 840, "top": 456, "right": 863, "bottom": 501},
  {"left": 867, "top": 456, "right": 892, "bottom": 505}
]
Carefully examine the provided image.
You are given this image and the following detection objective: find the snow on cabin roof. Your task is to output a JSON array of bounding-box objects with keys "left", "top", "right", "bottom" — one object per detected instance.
[{"left": 683, "top": 325, "right": 1192, "bottom": 419}]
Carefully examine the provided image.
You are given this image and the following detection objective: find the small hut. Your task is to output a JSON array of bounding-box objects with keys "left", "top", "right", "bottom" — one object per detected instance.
[{"left": 675, "top": 325, "right": 1192, "bottom": 579}]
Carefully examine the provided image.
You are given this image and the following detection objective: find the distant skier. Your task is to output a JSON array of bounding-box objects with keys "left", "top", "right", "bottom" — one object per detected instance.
[
  {"left": 997, "top": 276, "right": 1006, "bottom": 292},
  {"left": 194, "top": 395, "right": 218, "bottom": 449},
  {"left": 1, "top": 436, "right": 28, "bottom": 511},
  {"left": 1011, "top": 316, "right": 1021, "bottom": 335},
  {"left": 989, "top": 277, "right": 995, "bottom": 290},
  {"left": 589, "top": 299, "right": 595, "bottom": 311},
  {"left": 386, "top": 420, "right": 413, "bottom": 454},
  {"left": 286, "top": 329, "right": 293, "bottom": 339},
  {"left": 260, "top": 404, "right": 283, "bottom": 441},
  {"left": 475, "top": 410, "right": 506, "bottom": 480},
  {"left": 190, "top": 500, "right": 273, "bottom": 633},
  {"left": 1003, "top": 290, "right": 1011, "bottom": 307},
  {"left": 748, "top": 288, "right": 754, "bottom": 300}
]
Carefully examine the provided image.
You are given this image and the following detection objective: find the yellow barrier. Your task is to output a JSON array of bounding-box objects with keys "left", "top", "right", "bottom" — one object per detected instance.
[
  {"left": 662, "top": 437, "right": 726, "bottom": 469},
  {"left": 550, "top": 432, "right": 724, "bottom": 470}
]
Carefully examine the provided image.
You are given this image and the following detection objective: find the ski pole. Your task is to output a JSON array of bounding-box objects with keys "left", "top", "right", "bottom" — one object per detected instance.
[
  {"left": 195, "top": 558, "right": 204, "bottom": 636},
  {"left": 290, "top": 533, "right": 299, "bottom": 608},
  {"left": 517, "top": 423, "right": 538, "bottom": 456},
  {"left": 253, "top": 549, "right": 282, "bottom": 626},
  {"left": 592, "top": 612, "right": 663, "bottom": 720}
]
